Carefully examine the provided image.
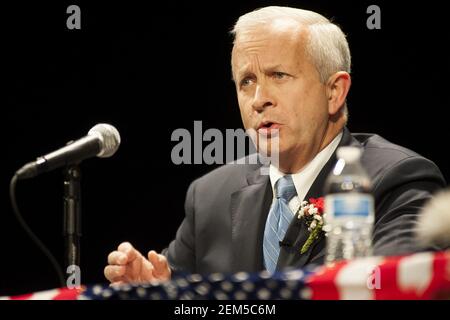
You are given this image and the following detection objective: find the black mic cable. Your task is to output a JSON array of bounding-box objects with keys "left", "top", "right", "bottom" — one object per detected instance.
[{"left": 10, "top": 174, "right": 65, "bottom": 288}]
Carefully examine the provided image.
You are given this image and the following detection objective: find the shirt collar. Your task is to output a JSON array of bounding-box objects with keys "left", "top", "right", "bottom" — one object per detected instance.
[{"left": 269, "top": 131, "right": 343, "bottom": 202}]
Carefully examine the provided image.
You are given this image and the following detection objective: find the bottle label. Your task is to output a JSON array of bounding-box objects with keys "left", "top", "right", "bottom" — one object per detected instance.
[{"left": 325, "top": 193, "right": 374, "bottom": 219}]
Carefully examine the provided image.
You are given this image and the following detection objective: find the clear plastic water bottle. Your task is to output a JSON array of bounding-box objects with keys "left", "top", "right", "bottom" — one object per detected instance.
[{"left": 324, "top": 146, "right": 375, "bottom": 264}]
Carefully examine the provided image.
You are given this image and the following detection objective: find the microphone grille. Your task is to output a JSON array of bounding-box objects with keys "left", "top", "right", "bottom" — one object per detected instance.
[{"left": 88, "top": 123, "right": 121, "bottom": 158}]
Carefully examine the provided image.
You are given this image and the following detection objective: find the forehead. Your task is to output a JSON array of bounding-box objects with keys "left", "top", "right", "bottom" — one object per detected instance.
[{"left": 232, "top": 24, "right": 308, "bottom": 73}]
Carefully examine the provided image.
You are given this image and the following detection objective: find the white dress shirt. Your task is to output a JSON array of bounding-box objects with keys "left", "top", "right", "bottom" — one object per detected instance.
[{"left": 269, "top": 131, "right": 343, "bottom": 215}]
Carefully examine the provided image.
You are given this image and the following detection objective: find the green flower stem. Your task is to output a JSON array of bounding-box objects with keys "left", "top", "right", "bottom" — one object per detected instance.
[{"left": 300, "top": 226, "right": 321, "bottom": 254}]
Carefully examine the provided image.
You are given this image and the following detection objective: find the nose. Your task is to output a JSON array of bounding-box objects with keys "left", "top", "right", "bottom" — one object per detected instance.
[{"left": 252, "top": 84, "right": 275, "bottom": 112}]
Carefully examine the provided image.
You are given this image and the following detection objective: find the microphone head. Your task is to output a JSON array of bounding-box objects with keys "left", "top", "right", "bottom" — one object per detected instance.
[
  {"left": 416, "top": 189, "right": 450, "bottom": 248},
  {"left": 88, "top": 123, "right": 121, "bottom": 158}
]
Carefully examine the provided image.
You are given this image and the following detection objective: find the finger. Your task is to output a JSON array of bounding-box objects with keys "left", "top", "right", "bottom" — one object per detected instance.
[
  {"left": 104, "top": 265, "right": 126, "bottom": 282},
  {"left": 118, "top": 242, "right": 140, "bottom": 263},
  {"left": 148, "top": 251, "right": 171, "bottom": 280},
  {"left": 108, "top": 251, "right": 127, "bottom": 265},
  {"left": 110, "top": 280, "right": 126, "bottom": 288}
]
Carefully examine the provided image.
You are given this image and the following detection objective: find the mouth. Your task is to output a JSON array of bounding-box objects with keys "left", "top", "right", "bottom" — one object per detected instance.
[{"left": 257, "top": 121, "right": 281, "bottom": 136}]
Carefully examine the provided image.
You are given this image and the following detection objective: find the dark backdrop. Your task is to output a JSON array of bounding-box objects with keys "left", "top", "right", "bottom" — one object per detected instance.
[{"left": 2, "top": 0, "right": 449, "bottom": 295}]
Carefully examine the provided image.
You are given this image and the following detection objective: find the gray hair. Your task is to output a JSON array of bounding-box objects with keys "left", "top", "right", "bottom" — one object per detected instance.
[{"left": 230, "top": 6, "right": 351, "bottom": 84}]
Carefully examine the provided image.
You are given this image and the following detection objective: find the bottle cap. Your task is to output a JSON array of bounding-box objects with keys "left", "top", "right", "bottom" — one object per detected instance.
[{"left": 337, "top": 146, "right": 362, "bottom": 162}]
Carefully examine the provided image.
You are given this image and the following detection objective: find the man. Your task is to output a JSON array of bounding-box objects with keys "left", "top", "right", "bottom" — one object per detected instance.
[{"left": 104, "top": 6, "right": 445, "bottom": 285}]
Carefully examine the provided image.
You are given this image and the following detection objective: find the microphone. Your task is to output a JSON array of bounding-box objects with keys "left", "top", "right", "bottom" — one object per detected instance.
[
  {"left": 15, "top": 123, "right": 121, "bottom": 180},
  {"left": 416, "top": 189, "right": 450, "bottom": 249}
]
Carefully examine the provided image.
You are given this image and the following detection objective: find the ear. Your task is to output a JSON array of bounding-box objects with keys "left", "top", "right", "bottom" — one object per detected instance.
[{"left": 326, "top": 72, "right": 351, "bottom": 116}]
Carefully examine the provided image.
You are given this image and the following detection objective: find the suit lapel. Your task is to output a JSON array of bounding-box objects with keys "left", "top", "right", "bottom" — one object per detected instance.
[
  {"left": 230, "top": 165, "right": 272, "bottom": 273},
  {"left": 277, "top": 128, "right": 356, "bottom": 269}
]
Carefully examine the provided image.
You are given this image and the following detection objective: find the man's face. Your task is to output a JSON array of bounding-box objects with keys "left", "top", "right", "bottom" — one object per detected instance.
[{"left": 232, "top": 24, "right": 330, "bottom": 171}]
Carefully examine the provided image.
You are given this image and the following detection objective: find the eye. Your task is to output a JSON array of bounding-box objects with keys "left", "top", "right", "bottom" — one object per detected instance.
[
  {"left": 272, "top": 71, "right": 288, "bottom": 79},
  {"left": 240, "top": 76, "right": 254, "bottom": 87}
]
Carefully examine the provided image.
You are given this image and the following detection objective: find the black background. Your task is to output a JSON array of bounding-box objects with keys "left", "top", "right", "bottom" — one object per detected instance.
[{"left": 1, "top": 0, "right": 449, "bottom": 296}]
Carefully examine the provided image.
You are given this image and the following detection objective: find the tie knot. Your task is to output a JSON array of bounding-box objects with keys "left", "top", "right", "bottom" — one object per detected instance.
[{"left": 275, "top": 175, "right": 296, "bottom": 201}]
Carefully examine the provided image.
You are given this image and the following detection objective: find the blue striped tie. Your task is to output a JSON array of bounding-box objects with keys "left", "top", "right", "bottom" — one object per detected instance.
[{"left": 263, "top": 175, "right": 297, "bottom": 273}]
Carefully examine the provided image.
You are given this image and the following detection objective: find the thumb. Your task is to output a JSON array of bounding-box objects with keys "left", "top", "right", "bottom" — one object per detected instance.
[{"left": 148, "top": 251, "right": 171, "bottom": 280}]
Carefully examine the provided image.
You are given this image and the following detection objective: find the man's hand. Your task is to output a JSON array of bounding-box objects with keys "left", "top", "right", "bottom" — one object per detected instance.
[{"left": 104, "top": 242, "right": 171, "bottom": 285}]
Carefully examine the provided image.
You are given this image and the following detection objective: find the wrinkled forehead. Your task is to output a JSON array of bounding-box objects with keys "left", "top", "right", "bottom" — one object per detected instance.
[{"left": 231, "top": 21, "right": 309, "bottom": 74}]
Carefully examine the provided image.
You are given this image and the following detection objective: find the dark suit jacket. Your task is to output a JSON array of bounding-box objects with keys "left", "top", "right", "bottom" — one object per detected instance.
[{"left": 163, "top": 127, "right": 446, "bottom": 274}]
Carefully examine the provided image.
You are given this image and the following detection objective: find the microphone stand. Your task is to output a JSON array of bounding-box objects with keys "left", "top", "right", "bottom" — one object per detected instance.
[{"left": 63, "top": 164, "right": 82, "bottom": 284}]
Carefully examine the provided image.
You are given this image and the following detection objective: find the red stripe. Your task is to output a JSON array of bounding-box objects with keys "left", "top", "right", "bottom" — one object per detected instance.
[
  {"left": 52, "top": 287, "right": 82, "bottom": 300},
  {"left": 306, "top": 261, "right": 348, "bottom": 300},
  {"left": 10, "top": 293, "right": 34, "bottom": 300},
  {"left": 422, "top": 251, "right": 450, "bottom": 299},
  {"left": 373, "top": 255, "right": 408, "bottom": 300}
]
